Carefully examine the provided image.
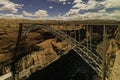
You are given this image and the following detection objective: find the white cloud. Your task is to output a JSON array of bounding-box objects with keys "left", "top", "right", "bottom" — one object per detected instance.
[
  {"left": 72, "top": 0, "right": 120, "bottom": 11},
  {"left": 98, "top": 9, "right": 106, "bottom": 13},
  {"left": 68, "top": 2, "right": 71, "bottom": 4},
  {"left": 0, "top": 9, "right": 48, "bottom": 19},
  {"left": 48, "top": 0, "right": 68, "bottom": 4},
  {"left": 63, "top": 0, "right": 120, "bottom": 20},
  {"left": 34, "top": 10, "right": 48, "bottom": 17},
  {"left": 23, "top": 11, "right": 33, "bottom": 16},
  {"left": 48, "top": 0, "right": 68, "bottom": 2},
  {"left": 73, "top": 0, "right": 83, "bottom": 4},
  {"left": 63, "top": 2, "right": 66, "bottom": 5},
  {"left": 63, "top": 10, "right": 120, "bottom": 20},
  {"left": 64, "top": 9, "right": 80, "bottom": 17},
  {"left": 0, "top": 0, "right": 23, "bottom": 13},
  {"left": 73, "top": 0, "right": 98, "bottom": 10},
  {"left": 56, "top": 0, "right": 68, "bottom": 2},
  {"left": 59, "top": 0, "right": 67, "bottom": 2},
  {"left": 105, "top": 0, "right": 120, "bottom": 8},
  {"left": 88, "top": 10, "right": 120, "bottom": 20},
  {"left": 49, "top": 6, "right": 53, "bottom": 9},
  {"left": 0, "top": 14, "right": 23, "bottom": 19},
  {"left": 23, "top": 10, "right": 48, "bottom": 18}
]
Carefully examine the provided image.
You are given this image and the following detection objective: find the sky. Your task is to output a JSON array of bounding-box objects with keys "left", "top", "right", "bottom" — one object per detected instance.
[{"left": 0, "top": 0, "right": 120, "bottom": 20}]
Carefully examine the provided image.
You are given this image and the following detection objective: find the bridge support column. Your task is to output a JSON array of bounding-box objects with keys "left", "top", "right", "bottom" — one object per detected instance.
[
  {"left": 12, "top": 23, "right": 23, "bottom": 80},
  {"left": 103, "top": 25, "right": 107, "bottom": 80},
  {"left": 90, "top": 25, "right": 92, "bottom": 50},
  {"left": 69, "top": 26, "right": 76, "bottom": 40},
  {"left": 78, "top": 28, "right": 80, "bottom": 42},
  {"left": 74, "top": 30, "right": 77, "bottom": 41},
  {"left": 86, "top": 25, "right": 89, "bottom": 53},
  {"left": 74, "top": 25, "right": 77, "bottom": 40}
]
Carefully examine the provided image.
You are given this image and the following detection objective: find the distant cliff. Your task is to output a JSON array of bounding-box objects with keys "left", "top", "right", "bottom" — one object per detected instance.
[{"left": 106, "top": 25, "right": 120, "bottom": 80}]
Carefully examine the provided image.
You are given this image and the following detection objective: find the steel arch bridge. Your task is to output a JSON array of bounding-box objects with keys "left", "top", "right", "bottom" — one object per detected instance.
[{"left": 0, "top": 22, "right": 119, "bottom": 80}]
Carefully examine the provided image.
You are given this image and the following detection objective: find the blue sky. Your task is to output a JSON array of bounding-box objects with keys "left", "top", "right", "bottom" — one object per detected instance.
[
  {"left": 0, "top": 0, "right": 120, "bottom": 20},
  {"left": 11, "top": 0, "right": 74, "bottom": 16}
]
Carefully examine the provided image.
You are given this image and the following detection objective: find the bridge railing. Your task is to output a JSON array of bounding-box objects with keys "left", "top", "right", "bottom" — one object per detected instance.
[{"left": 42, "top": 25, "right": 103, "bottom": 77}]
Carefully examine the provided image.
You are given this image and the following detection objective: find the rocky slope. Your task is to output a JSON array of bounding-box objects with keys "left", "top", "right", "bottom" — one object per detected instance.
[{"left": 106, "top": 26, "right": 120, "bottom": 80}]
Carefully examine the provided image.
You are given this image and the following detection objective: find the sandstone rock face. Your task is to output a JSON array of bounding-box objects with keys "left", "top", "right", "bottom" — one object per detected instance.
[
  {"left": 111, "top": 50, "right": 120, "bottom": 80},
  {"left": 106, "top": 39, "right": 117, "bottom": 76},
  {"left": 109, "top": 26, "right": 120, "bottom": 80},
  {"left": 106, "top": 26, "right": 120, "bottom": 80},
  {"left": 12, "top": 39, "right": 69, "bottom": 79},
  {"left": 0, "top": 37, "right": 70, "bottom": 76}
]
